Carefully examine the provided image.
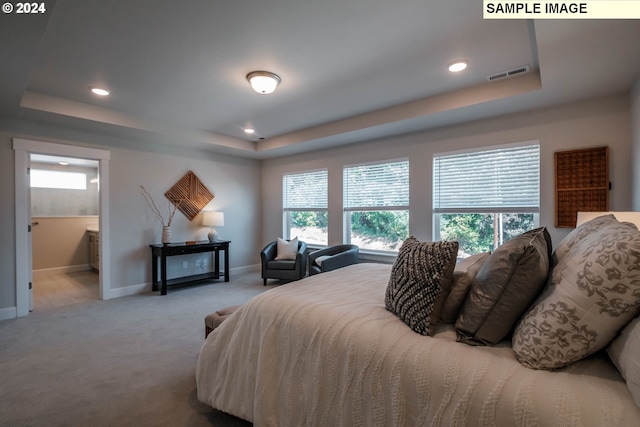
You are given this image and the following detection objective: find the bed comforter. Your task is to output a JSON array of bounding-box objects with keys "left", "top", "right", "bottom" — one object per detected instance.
[{"left": 196, "top": 263, "right": 640, "bottom": 426}]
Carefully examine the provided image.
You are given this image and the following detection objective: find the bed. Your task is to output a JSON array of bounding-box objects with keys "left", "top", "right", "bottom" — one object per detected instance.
[{"left": 196, "top": 262, "right": 640, "bottom": 426}]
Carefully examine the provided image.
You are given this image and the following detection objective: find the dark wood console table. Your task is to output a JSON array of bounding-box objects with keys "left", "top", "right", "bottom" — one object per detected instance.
[{"left": 150, "top": 240, "right": 230, "bottom": 295}]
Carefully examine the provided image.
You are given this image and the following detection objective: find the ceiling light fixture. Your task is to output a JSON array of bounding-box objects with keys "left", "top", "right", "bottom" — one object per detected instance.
[
  {"left": 244, "top": 128, "right": 255, "bottom": 134},
  {"left": 246, "top": 71, "right": 281, "bottom": 94},
  {"left": 90, "top": 87, "right": 110, "bottom": 96},
  {"left": 448, "top": 60, "right": 469, "bottom": 73}
]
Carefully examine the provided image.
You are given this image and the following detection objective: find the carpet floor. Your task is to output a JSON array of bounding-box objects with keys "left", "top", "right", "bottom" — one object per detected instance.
[{"left": 0, "top": 271, "right": 274, "bottom": 427}]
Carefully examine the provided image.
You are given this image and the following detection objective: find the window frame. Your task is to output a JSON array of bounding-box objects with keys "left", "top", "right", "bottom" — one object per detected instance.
[
  {"left": 343, "top": 158, "right": 410, "bottom": 253},
  {"left": 432, "top": 142, "right": 540, "bottom": 251},
  {"left": 282, "top": 169, "right": 328, "bottom": 246}
]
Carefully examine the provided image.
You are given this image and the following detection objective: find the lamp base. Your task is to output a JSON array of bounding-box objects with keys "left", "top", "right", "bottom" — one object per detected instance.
[{"left": 208, "top": 227, "right": 218, "bottom": 242}]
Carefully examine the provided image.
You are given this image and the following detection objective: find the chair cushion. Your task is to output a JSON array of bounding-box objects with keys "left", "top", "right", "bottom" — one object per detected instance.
[
  {"left": 267, "top": 260, "right": 296, "bottom": 270},
  {"left": 314, "top": 255, "right": 332, "bottom": 266},
  {"left": 275, "top": 237, "right": 298, "bottom": 260}
]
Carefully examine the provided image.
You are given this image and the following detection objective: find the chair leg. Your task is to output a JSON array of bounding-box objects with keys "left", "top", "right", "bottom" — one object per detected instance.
[{"left": 263, "top": 278, "right": 267, "bottom": 286}]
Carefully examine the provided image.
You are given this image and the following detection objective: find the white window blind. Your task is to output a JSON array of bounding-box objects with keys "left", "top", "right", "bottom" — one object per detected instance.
[
  {"left": 344, "top": 160, "right": 409, "bottom": 210},
  {"left": 433, "top": 144, "right": 540, "bottom": 213},
  {"left": 283, "top": 169, "right": 328, "bottom": 210}
]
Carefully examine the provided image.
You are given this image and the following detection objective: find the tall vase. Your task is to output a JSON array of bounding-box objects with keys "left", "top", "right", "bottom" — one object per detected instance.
[{"left": 161, "top": 226, "right": 172, "bottom": 244}]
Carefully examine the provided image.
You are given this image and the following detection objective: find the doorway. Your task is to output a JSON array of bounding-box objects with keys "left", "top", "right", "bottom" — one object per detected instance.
[
  {"left": 30, "top": 154, "right": 100, "bottom": 310},
  {"left": 13, "top": 138, "right": 111, "bottom": 317}
]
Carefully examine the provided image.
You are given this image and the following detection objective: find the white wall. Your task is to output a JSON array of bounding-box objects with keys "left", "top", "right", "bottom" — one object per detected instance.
[
  {"left": 631, "top": 77, "right": 640, "bottom": 210},
  {"left": 262, "top": 94, "right": 633, "bottom": 254},
  {"left": 0, "top": 119, "right": 262, "bottom": 314}
]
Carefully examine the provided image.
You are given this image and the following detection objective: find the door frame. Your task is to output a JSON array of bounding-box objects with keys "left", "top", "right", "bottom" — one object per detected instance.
[{"left": 13, "top": 138, "right": 111, "bottom": 317}]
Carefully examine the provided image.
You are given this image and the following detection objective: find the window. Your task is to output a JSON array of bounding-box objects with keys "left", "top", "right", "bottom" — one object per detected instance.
[
  {"left": 30, "top": 169, "right": 87, "bottom": 190},
  {"left": 433, "top": 143, "right": 540, "bottom": 257},
  {"left": 343, "top": 159, "right": 409, "bottom": 252},
  {"left": 283, "top": 169, "right": 328, "bottom": 246}
]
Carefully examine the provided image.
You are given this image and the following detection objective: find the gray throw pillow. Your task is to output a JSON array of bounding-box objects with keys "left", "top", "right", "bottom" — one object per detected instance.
[
  {"left": 455, "top": 227, "right": 552, "bottom": 345},
  {"left": 385, "top": 237, "right": 458, "bottom": 336},
  {"left": 552, "top": 214, "right": 617, "bottom": 266},
  {"left": 440, "top": 252, "right": 490, "bottom": 324},
  {"left": 513, "top": 220, "right": 640, "bottom": 370}
]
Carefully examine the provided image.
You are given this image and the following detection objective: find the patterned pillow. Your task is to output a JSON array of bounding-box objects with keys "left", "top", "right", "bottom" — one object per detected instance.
[
  {"left": 440, "top": 252, "right": 490, "bottom": 324},
  {"left": 513, "top": 220, "right": 640, "bottom": 370},
  {"left": 385, "top": 237, "right": 458, "bottom": 336},
  {"left": 552, "top": 214, "right": 617, "bottom": 265},
  {"left": 455, "top": 227, "right": 552, "bottom": 345}
]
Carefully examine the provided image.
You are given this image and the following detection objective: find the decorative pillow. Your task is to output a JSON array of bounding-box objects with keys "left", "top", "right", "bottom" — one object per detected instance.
[
  {"left": 314, "top": 255, "right": 332, "bottom": 267},
  {"left": 513, "top": 220, "right": 640, "bottom": 370},
  {"left": 385, "top": 237, "right": 458, "bottom": 336},
  {"left": 608, "top": 316, "right": 640, "bottom": 408},
  {"left": 440, "top": 252, "right": 490, "bottom": 324},
  {"left": 275, "top": 237, "right": 298, "bottom": 260},
  {"left": 552, "top": 214, "right": 617, "bottom": 266},
  {"left": 455, "top": 227, "right": 552, "bottom": 345}
]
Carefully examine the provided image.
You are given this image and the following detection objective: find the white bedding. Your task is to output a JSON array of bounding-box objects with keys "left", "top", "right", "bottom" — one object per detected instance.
[{"left": 196, "top": 263, "right": 640, "bottom": 426}]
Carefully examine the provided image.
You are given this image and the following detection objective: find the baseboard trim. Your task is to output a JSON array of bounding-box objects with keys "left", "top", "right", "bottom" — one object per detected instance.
[
  {"left": 33, "top": 264, "right": 92, "bottom": 277},
  {"left": 107, "top": 282, "right": 151, "bottom": 299},
  {"left": 231, "top": 264, "right": 260, "bottom": 274},
  {"left": 105, "top": 264, "right": 260, "bottom": 300},
  {"left": 0, "top": 306, "right": 18, "bottom": 321}
]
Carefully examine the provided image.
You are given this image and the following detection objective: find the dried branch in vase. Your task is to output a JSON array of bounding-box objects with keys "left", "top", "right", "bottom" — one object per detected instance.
[{"left": 140, "top": 185, "right": 183, "bottom": 227}]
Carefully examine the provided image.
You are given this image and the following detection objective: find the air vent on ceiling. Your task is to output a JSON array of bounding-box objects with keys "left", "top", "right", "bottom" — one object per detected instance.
[{"left": 487, "top": 65, "right": 530, "bottom": 82}]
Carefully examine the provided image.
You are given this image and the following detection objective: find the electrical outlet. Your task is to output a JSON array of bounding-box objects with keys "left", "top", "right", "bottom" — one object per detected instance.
[{"left": 182, "top": 261, "right": 189, "bottom": 269}]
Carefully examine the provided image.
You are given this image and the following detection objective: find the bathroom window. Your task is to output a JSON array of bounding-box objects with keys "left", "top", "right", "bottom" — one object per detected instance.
[{"left": 31, "top": 169, "right": 87, "bottom": 190}]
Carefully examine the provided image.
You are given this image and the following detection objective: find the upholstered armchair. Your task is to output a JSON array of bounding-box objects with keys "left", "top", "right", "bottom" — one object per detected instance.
[
  {"left": 261, "top": 239, "right": 308, "bottom": 286},
  {"left": 308, "top": 244, "right": 359, "bottom": 275}
]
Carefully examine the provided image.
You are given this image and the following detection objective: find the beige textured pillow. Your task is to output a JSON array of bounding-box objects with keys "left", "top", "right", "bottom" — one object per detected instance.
[
  {"left": 513, "top": 220, "right": 640, "bottom": 370},
  {"left": 455, "top": 227, "right": 552, "bottom": 345},
  {"left": 275, "top": 237, "right": 298, "bottom": 260},
  {"left": 608, "top": 316, "right": 640, "bottom": 408},
  {"left": 440, "top": 252, "right": 490, "bottom": 324}
]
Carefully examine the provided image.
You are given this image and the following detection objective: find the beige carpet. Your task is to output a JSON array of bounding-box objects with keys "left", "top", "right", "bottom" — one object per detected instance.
[{"left": 0, "top": 271, "right": 276, "bottom": 426}]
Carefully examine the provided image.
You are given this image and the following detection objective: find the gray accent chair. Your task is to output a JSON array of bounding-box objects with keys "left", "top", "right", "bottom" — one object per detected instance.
[
  {"left": 308, "top": 244, "right": 359, "bottom": 275},
  {"left": 261, "top": 240, "right": 308, "bottom": 286}
]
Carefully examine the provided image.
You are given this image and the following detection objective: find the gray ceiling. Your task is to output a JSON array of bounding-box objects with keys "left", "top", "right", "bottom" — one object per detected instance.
[{"left": 1, "top": 1, "right": 639, "bottom": 159}]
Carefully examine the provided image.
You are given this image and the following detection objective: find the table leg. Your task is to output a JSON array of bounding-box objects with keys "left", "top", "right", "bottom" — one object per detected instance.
[
  {"left": 224, "top": 246, "right": 229, "bottom": 282},
  {"left": 151, "top": 252, "right": 158, "bottom": 292},
  {"left": 214, "top": 250, "right": 220, "bottom": 279},
  {"left": 161, "top": 254, "right": 168, "bottom": 296}
]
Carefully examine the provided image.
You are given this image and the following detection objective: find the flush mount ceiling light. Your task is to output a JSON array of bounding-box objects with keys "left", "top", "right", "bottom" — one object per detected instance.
[
  {"left": 90, "top": 87, "right": 110, "bottom": 96},
  {"left": 246, "top": 71, "right": 281, "bottom": 94},
  {"left": 244, "top": 128, "right": 255, "bottom": 134},
  {"left": 448, "top": 60, "right": 469, "bottom": 73}
]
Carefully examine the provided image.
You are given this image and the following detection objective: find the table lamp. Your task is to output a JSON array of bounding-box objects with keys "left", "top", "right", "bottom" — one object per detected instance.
[{"left": 202, "top": 211, "right": 224, "bottom": 241}]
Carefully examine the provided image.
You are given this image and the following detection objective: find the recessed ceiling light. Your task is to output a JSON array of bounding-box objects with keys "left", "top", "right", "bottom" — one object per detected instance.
[
  {"left": 58, "top": 161, "right": 69, "bottom": 165},
  {"left": 90, "top": 87, "right": 110, "bottom": 96},
  {"left": 448, "top": 60, "right": 469, "bottom": 73},
  {"left": 244, "top": 128, "right": 255, "bottom": 134}
]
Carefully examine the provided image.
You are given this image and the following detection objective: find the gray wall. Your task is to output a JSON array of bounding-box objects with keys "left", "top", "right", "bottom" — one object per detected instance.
[
  {"left": 0, "top": 120, "right": 262, "bottom": 313},
  {"left": 262, "top": 94, "right": 634, "bottom": 256}
]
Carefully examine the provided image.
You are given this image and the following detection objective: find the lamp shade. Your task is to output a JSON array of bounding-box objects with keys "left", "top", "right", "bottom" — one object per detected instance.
[{"left": 202, "top": 211, "right": 224, "bottom": 227}]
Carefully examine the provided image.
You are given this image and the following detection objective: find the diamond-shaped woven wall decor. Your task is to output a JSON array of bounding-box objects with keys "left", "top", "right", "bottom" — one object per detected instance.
[{"left": 164, "top": 171, "right": 214, "bottom": 221}]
